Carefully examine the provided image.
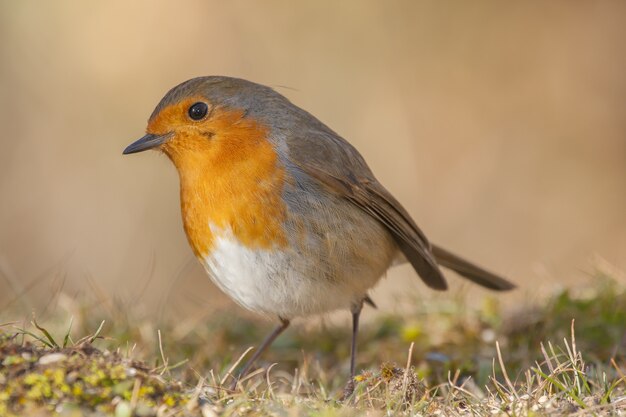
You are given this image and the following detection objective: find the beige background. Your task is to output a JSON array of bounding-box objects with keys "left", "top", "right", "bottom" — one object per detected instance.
[{"left": 1, "top": 1, "right": 625, "bottom": 319}]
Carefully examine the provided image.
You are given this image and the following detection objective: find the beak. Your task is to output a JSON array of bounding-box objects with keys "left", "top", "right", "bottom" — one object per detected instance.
[{"left": 123, "top": 133, "right": 172, "bottom": 155}]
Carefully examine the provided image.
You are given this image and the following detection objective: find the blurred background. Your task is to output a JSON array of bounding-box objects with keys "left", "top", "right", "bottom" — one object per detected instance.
[{"left": 1, "top": 1, "right": 624, "bottom": 322}]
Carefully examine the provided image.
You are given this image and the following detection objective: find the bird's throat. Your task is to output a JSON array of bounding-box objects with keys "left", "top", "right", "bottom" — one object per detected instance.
[{"left": 160, "top": 112, "right": 289, "bottom": 258}]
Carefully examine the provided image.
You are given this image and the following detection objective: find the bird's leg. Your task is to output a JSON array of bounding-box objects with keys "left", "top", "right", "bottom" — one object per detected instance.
[
  {"left": 229, "top": 317, "right": 290, "bottom": 390},
  {"left": 342, "top": 300, "right": 364, "bottom": 400},
  {"left": 349, "top": 303, "right": 363, "bottom": 380}
]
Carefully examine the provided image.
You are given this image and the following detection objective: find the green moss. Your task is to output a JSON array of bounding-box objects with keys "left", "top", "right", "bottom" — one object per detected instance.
[
  {"left": 2, "top": 355, "right": 25, "bottom": 367},
  {"left": 0, "top": 336, "right": 189, "bottom": 416}
]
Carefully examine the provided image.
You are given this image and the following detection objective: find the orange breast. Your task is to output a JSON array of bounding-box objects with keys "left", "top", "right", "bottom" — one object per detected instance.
[{"left": 148, "top": 104, "right": 288, "bottom": 257}]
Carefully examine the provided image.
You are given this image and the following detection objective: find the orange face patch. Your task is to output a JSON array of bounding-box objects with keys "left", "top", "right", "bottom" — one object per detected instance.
[{"left": 147, "top": 100, "right": 288, "bottom": 257}]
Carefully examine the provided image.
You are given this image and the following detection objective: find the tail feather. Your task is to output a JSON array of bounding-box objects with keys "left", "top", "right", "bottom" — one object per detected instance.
[{"left": 431, "top": 244, "right": 515, "bottom": 291}]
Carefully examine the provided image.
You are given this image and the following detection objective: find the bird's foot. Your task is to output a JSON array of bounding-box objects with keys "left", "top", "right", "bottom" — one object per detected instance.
[
  {"left": 339, "top": 378, "right": 356, "bottom": 402},
  {"left": 227, "top": 377, "right": 240, "bottom": 392}
]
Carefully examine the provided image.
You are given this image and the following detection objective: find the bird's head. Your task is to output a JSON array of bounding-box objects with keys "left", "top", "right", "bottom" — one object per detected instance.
[
  {"left": 123, "top": 77, "right": 291, "bottom": 254},
  {"left": 123, "top": 76, "right": 291, "bottom": 175}
]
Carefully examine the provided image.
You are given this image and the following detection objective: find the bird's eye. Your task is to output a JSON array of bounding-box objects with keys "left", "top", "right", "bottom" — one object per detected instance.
[{"left": 188, "top": 102, "right": 208, "bottom": 120}]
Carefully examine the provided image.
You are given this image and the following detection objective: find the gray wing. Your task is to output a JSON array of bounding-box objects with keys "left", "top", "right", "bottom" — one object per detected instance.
[{"left": 284, "top": 124, "right": 448, "bottom": 290}]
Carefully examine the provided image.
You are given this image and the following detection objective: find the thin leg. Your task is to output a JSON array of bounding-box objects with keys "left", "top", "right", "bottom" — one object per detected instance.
[
  {"left": 349, "top": 303, "right": 362, "bottom": 380},
  {"left": 342, "top": 301, "right": 363, "bottom": 399},
  {"left": 230, "top": 317, "right": 290, "bottom": 389}
]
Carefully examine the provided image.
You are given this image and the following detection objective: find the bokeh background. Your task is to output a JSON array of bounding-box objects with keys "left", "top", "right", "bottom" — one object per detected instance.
[{"left": 1, "top": 1, "right": 625, "bottom": 321}]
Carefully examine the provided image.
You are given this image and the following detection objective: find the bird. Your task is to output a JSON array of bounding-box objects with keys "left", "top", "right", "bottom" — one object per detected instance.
[{"left": 123, "top": 76, "right": 515, "bottom": 393}]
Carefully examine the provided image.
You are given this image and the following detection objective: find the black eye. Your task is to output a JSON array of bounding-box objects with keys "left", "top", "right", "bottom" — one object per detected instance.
[{"left": 188, "top": 102, "right": 208, "bottom": 120}]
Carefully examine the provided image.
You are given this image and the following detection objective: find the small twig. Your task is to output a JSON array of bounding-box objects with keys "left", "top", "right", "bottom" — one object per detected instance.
[
  {"left": 130, "top": 377, "right": 142, "bottom": 411},
  {"left": 159, "top": 358, "right": 189, "bottom": 374},
  {"left": 266, "top": 363, "right": 278, "bottom": 398},
  {"left": 362, "top": 378, "right": 384, "bottom": 404},
  {"left": 402, "top": 342, "right": 415, "bottom": 397},
  {"left": 496, "top": 341, "right": 518, "bottom": 399},
  {"left": 238, "top": 367, "right": 265, "bottom": 386},
  {"left": 186, "top": 377, "right": 205, "bottom": 411},
  {"left": 449, "top": 369, "right": 461, "bottom": 386},
  {"left": 448, "top": 373, "right": 479, "bottom": 400},
  {"left": 220, "top": 347, "right": 254, "bottom": 386},
  {"left": 570, "top": 319, "right": 578, "bottom": 362},
  {"left": 610, "top": 358, "right": 625, "bottom": 380},
  {"left": 365, "top": 376, "right": 376, "bottom": 408},
  {"left": 157, "top": 330, "right": 169, "bottom": 375},
  {"left": 208, "top": 370, "right": 219, "bottom": 393},
  {"left": 540, "top": 342, "right": 555, "bottom": 373}
]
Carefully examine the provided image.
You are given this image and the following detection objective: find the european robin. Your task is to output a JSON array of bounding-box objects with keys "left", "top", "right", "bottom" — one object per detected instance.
[{"left": 123, "top": 76, "right": 514, "bottom": 392}]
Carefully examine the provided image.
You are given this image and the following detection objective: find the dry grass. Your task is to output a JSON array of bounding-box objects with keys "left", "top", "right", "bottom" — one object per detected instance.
[{"left": 1, "top": 272, "right": 626, "bottom": 416}]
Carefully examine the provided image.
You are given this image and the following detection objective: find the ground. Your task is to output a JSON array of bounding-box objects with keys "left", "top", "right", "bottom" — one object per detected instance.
[{"left": 1, "top": 271, "right": 625, "bottom": 416}]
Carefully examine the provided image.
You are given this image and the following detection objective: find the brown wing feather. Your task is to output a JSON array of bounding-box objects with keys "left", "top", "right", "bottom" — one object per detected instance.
[
  {"left": 431, "top": 244, "right": 515, "bottom": 291},
  {"left": 301, "top": 164, "right": 448, "bottom": 290},
  {"left": 282, "top": 113, "right": 512, "bottom": 292}
]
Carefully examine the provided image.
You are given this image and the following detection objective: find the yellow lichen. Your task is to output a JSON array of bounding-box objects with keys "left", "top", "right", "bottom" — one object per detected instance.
[
  {"left": 138, "top": 385, "right": 154, "bottom": 398},
  {"left": 24, "top": 373, "right": 52, "bottom": 399},
  {"left": 162, "top": 393, "right": 176, "bottom": 407},
  {"left": 109, "top": 364, "right": 127, "bottom": 380},
  {"left": 71, "top": 384, "right": 83, "bottom": 397},
  {"left": 1, "top": 332, "right": 195, "bottom": 415}
]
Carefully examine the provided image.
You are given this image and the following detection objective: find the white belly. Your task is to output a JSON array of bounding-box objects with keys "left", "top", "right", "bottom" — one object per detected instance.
[{"left": 200, "top": 227, "right": 381, "bottom": 318}]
